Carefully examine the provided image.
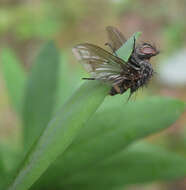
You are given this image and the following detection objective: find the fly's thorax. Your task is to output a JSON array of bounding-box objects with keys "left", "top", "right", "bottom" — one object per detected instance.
[{"left": 139, "top": 60, "right": 153, "bottom": 84}]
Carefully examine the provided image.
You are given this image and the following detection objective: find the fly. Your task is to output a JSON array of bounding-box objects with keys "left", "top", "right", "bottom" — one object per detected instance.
[{"left": 72, "top": 26, "right": 159, "bottom": 97}]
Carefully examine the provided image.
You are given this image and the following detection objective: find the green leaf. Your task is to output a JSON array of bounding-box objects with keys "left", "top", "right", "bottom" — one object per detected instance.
[
  {"left": 31, "top": 97, "right": 184, "bottom": 189},
  {"left": 0, "top": 148, "right": 5, "bottom": 179},
  {"left": 58, "top": 97, "right": 185, "bottom": 174},
  {"left": 0, "top": 144, "right": 20, "bottom": 174},
  {"left": 7, "top": 81, "right": 110, "bottom": 190},
  {"left": 0, "top": 143, "right": 22, "bottom": 190},
  {"left": 0, "top": 158, "right": 5, "bottom": 190},
  {"left": 8, "top": 30, "right": 137, "bottom": 190},
  {"left": 62, "top": 142, "right": 186, "bottom": 189},
  {"left": 22, "top": 42, "right": 60, "bottom": 151},
  {"left": 1, "top": 48, "right": 26, "bottom": 114},
  {"left": 116, "top": 32, "right": 141, "bottom": 61},
  {"left": 54, "top": 52, "right": 83, "bottom": 112}
]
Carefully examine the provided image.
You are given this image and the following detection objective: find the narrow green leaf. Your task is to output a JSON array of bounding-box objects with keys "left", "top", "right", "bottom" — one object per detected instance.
[
  {"left": 7, "top": 81, "right": 110, "bottom": 190},
  {"left": 63, "top": 142, "right": 186, "bottom": 188},
  {"left": 22, "top": 42, "right": 60, "bottom": 151},
  {"left": 54, "top": 52, "right": 83, "bottom": 112},
  {"left": 57, "top": 97, "right": 185, "bottom": 174},
  {"left": 116, "top": 32, "right": 141, "bottom": 61},
  {"left": 32, "top": 97, "right": 184, "bottom": 190},
  {"left": 0, "top": 143, "right": 22, "bottom": 190},
  {"left": 1, "top": 48, "right": 26, "bottom": 114},
  {"left": 0, "top": 148, "right": 5, "bottom": 180},
  {"left": 0, "top": 160, "right": 5, "bottom": 190}
]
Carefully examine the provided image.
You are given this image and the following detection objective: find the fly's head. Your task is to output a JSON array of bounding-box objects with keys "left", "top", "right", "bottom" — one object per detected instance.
[{"left": 135, "top": 43, "right": 159, "bottom": 60}]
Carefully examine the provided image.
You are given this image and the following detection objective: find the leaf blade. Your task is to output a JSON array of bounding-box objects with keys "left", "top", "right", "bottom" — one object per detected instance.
[
  {"left": 7, "top": 81, "right": 110, "bottom": 190},
  {"left": 116, "top": 32, "right": 141, "bottom": 61},
  {"left": 63, "top": 142, "right": 186, "bottom": 188},
  {"left": 31, "top": 97, "right": 185, "bottom": 190},
  {"left": 22, "top": 42, "right": 60, "bottom": 151},
  {"left": 59, "top": 97, "right": 185, "bottom": 174},
  {"left": 1, "top": 48, "right": 26, "bottom": 114}
]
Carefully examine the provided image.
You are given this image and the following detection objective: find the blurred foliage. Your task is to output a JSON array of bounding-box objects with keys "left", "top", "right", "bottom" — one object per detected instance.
[
  {"left": 0, "top": 0, "right": 186, "bottom": 190},
  {"left": 1, "top": 48, "right": 26, "bottom": 114},
  {"left": 0, "top": 34, "right": 185, "bottom": 190},
  {"left": 22, "top": 42, "right": 60, "bottom": 151}
]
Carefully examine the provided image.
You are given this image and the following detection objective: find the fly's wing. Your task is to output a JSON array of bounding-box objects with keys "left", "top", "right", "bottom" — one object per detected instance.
[
  {"left": 106, "top": 26, "right": 126, "bottom": 52},
  {"left": 72, "top": 43, "right": 128, "bottom": 86}
]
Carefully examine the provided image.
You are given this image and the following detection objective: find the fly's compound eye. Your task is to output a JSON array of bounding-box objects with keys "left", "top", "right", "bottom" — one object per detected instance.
[{"left": 140, "top": 44, "right": 159, "bottom": 57}]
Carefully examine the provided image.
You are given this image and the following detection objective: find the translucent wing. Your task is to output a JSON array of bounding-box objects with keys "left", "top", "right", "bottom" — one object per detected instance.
[
  {"left": 72, "top": 43, "right": 128, "bottom": 85},
  {"left": 106, "top": 26, "right": 126, "bottom": 52}
]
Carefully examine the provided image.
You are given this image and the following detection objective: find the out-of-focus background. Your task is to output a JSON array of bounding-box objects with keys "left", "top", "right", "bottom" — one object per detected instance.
[{"left": 0, "top": 0, "right": 186, "bottom": 189}]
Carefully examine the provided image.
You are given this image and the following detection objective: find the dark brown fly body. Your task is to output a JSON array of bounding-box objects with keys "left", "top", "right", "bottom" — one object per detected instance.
[
  {"left": 72, "top": 26, "right": 159, "bottom": 97},
  {"left": 109, "top": 41, "right": 159, "bottom": 96}
]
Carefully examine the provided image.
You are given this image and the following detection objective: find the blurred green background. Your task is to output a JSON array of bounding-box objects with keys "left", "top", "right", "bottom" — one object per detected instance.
[{"left": 0, "top": 0, "right": 186, "bottom": 190}]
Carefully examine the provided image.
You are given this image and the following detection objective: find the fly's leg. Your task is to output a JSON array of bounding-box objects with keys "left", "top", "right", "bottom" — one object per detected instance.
[
  {"left": 113, "top": 85, "right": 121, "bottom": 94},
  {"left": 109, "top": 85, "right": 121, "bottom": 96},
  {"left": 82, "top": 78, "right": 95, "bottom": 80},
  {"left": 132, "top": 37, "right": 136, "bottom": 54},
  {"left": 109, "top": 84, "right": 127, "bottom": 96},
  {"left": 109, "top": 87, "right": 117, "bottom": 96},
  {"left": 119, "top": 85, "right": 127, "bottom": 94},
  {"left": 127, "top": 36, "right": 136, "bottom": 62}
]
